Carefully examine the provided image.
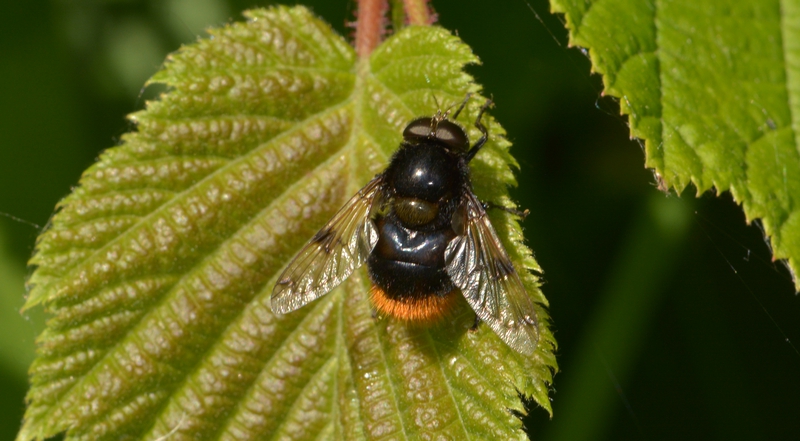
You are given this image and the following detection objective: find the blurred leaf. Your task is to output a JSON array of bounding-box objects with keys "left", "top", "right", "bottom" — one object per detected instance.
[
  {"left": 543, "top": 194, "right": 692, "bottom": 441},
  {"left": 550, "top": 0, "right": 800, "bottom": 289},
  {"left": 19, "top": 6, "right": 555, "bottom": 440},
  {"left": 160, "top": 0, "right": 231, "bottom": 43},
  {"left": 0, "top": 222, "right": 44, "bottom": 441},
  {"left": 104, "top": 18, "right": 167, "bottom": 97},
  {"left": 0, "top": 224, "right": 41, "bottom": 380}
]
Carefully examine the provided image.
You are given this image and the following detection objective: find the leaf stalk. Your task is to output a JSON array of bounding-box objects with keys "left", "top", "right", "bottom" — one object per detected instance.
[
  {"left": 355, "top": 0, "right": 388, "bottom": 57},
  {"left": 403, "top": 0, "right": 434, "bottom": 25}
]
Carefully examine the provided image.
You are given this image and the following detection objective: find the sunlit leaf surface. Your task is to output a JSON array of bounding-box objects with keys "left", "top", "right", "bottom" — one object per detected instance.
[
  {"left": 19, "top": 6, "right": 555, "bottom": 440},
  {"left": 550, "top": 0, "right": 800, "bottom": 288}
]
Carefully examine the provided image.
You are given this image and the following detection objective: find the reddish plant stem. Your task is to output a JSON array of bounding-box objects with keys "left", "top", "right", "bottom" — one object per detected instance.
[
  {"left": 403, "top": 0, "right": 433, "bottom": 25},
  {"left": 355, "top": 0, "right": 388, "bottom": 58}
]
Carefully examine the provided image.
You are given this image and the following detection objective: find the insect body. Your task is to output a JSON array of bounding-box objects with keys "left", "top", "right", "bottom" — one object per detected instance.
[{"left": 271, "top": 98, "right": 539, "bottom": 355}]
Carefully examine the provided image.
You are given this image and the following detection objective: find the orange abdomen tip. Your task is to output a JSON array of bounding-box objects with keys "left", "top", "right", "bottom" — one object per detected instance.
[{"left": 369, "top": 285, "right": 460, "bottom": 323}]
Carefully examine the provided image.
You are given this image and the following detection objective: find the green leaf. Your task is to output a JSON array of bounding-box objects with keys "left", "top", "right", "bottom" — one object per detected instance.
[
  {"left": 19, "top": 6, "right": 556, "bottom": 440},
  {"left": 550, "top": 0, "right": 800, "bottom": 288}
]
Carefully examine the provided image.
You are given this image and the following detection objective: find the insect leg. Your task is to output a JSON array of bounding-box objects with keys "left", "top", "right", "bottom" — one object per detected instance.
[
  {"left": 450, "top": 93, "right": 473, "bottom": 120},
  {"left": 470, "top": 314, "right": 481, "bottom": 331},
  {"left": 465, "top": 98, "right": 494, "bottom": 163},
  {"left": 482, "top": 201, "right": 530, "bottom": 219}
]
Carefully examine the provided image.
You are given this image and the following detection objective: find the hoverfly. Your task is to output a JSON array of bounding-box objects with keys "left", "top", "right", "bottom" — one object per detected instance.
[{"left": 270, "top": 96, "right": 539, "bottom": 355}]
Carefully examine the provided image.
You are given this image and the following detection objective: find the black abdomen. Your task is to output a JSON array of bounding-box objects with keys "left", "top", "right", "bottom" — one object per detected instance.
[{"left": 367, "top": 217, "right": 456, "bottom": 299}]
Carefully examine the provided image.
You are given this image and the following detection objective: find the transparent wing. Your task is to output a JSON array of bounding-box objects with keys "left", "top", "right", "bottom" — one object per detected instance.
[
  {"left": 270, "top": 176, "right": 383, "bottom": 315},
  {"left": 445, "top": 193, "right": 539, "bottom": 355}
]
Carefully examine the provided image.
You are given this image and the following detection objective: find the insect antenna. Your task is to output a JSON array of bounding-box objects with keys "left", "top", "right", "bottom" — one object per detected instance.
[
  {"left": 433, "top": 94, "right": 442, "bottom": 111},
  {"left": 428, "top": 95, "right": 447, "bottom": 135}
]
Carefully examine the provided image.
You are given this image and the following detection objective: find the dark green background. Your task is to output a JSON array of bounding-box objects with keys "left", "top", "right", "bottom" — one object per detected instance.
[{"left": 1, "top": 0, "right": 798, "bottom": 439}]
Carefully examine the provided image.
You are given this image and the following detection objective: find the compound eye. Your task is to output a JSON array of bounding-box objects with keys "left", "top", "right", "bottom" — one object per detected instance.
[
  {"left": 402, "top": 117, "right": 434, "bottom": 141},
  {"left": 433, "top": 120, "right": 469, "bottom": 150}
]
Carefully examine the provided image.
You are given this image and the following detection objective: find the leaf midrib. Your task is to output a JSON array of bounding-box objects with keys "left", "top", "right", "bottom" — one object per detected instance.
[{"left": 427, "top": 333, "right": 473, "bottom": 441}]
